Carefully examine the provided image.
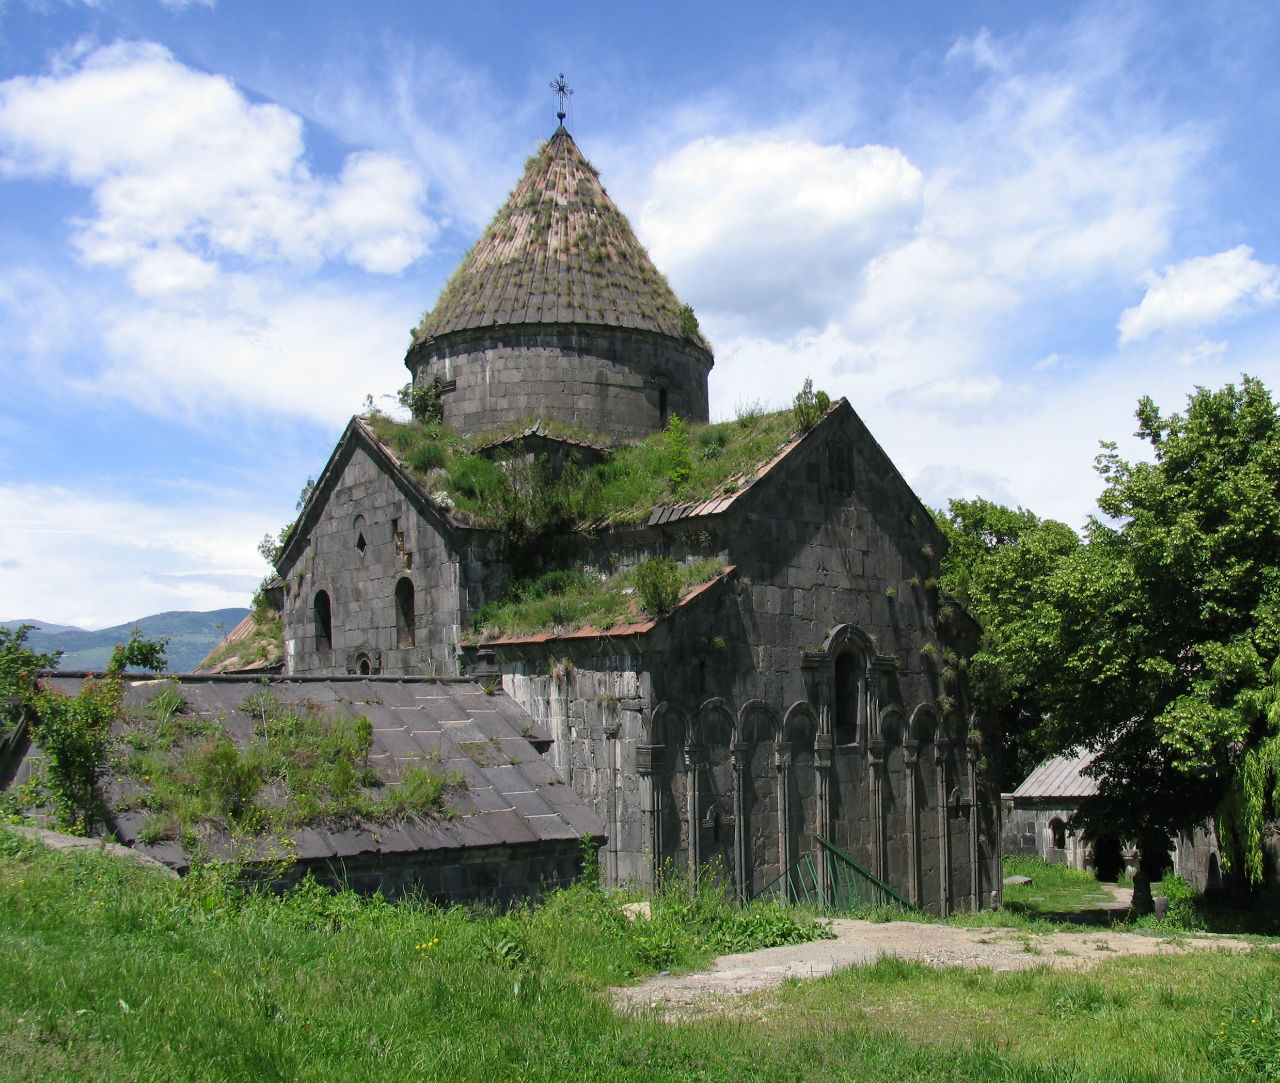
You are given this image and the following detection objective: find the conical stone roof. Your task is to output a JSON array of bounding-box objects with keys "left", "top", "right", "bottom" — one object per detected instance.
[{"left": 412, "top": 127, "right": 710, "bottom": 352}]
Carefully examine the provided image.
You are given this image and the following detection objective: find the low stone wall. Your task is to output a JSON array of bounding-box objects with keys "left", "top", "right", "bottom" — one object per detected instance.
[{"left": 280, "top": 838, "right": 590, "bottom": 907}]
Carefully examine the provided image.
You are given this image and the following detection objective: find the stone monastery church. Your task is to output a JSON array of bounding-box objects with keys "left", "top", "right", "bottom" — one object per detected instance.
[{"left": 272, "top": 122, "right": 1002, "bottom": 914}]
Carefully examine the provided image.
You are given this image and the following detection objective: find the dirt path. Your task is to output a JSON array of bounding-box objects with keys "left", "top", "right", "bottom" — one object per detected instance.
[{"left": 612, "top": 907, "right": 1262, "bottom": 1019}]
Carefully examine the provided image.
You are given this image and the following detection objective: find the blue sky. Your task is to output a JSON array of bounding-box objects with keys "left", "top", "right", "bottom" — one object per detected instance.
[{"left": 2, "top": 0, "right": 1279, "bottom": 629}]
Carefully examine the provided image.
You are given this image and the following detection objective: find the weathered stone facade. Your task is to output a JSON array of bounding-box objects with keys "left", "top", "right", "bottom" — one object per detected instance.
[
  {"left": 277, "top": 422, "right": 506, "bottom": 675},
  {"left": 273, "top": 123, "right": 1003, "bottom": 911},
  {"left": 466, "top": 405, "right": 1000, "bottom": 913},
  {"left": 408, "top": 323, "right": 711, "bottom": 440},
  {"left": 280, "top": 405, "right": 1002, "bottom": 913}
]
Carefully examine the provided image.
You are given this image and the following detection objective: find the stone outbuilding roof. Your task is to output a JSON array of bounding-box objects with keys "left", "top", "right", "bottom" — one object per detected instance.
[
  {"left": 18, "top": 675, "right": 603, "bottom": 875},
  {"left": 412, "top": 126, "right": 709, "bottom": 352},
  {"left": 1008, "top": 748, "right": 1100, "bottom": 800}
]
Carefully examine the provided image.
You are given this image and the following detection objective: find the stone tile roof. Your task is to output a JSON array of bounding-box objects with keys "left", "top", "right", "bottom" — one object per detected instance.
[
  {"left": 1008, "top": 748, "right": 1100, "bottom": 800},
  {"left": 23, "top": 675, "right": 603, "bottom": 870},
  {"left": 413, "top": 126, "right": 709, "bottom": 351}
]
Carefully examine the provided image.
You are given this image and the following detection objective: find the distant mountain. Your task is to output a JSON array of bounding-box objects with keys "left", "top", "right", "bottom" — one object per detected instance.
[
  {"left": 3, "top": 619, "right": 85, "bottom": 635},
  {"left": 1, "top": 608, "right": 251, "bottom": 674}
]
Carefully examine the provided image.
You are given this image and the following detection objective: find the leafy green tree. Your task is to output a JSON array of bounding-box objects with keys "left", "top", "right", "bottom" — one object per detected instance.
[
  {"left": 936, "top": 498, "right": 1080, "bottom": 790},
  {"left": 27, "top": 631, "right": 166, "bottom": 834},
  {"left": 0, "top": 625, "right": 61, "bottom": 736},
  {"left": 968, "top": 377, "right": 1280, "bottom": 893}
]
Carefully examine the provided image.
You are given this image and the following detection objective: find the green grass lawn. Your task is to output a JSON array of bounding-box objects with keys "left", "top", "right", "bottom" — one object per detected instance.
[
  {"left": 1002, "top": 854, "right": 1131, "bottom": 923},
  {"left": 3, "top": 835, "right": 1278, "bottom": 1081}
]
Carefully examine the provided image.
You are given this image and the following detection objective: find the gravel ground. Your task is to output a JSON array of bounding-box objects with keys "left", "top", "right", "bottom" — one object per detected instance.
[{"left": 611, "top": 899, "right": 1262, "bottom": 1020}]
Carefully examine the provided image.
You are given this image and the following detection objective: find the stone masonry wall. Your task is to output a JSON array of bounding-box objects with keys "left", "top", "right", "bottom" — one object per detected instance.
[
  {"left": 409, "top": 324, "right": 711, "bottom": 440},
  {"left": 486, "top": 408, "right": 1002, "bottom": 913},
  {"left": 274, "top": 839, "right": 586, "bottom": 907},
  {"left": 280, "top": 443, "right": 504, "bottom": 676},
  {"left": 1002, "top": 799, "right": 1091, "bottom": 870}
]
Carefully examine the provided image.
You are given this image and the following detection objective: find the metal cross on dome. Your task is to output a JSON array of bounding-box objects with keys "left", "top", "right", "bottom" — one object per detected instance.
[{"left": 550, "top": 73, "right": 573, "bottom": 122}]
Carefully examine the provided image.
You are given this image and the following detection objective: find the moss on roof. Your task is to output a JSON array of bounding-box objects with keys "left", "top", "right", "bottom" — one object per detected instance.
[
  {"left": 413, "top": 127, "right": 710, "bottom": 351},
  {"left": 363, "top": 403, "right": 801, "bottom": 531}
]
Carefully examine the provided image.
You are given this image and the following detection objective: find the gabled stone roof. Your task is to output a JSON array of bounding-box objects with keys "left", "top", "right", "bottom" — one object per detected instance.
[{"left": 413, "top": 126, "right": 709, "bottom": 351}]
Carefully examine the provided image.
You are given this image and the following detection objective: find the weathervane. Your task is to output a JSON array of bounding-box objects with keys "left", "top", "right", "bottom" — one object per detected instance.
[{"left": 550, "top": 73, "right": 573, "bottom": 123}]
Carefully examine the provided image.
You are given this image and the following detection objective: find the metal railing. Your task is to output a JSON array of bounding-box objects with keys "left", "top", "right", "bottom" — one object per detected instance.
[{"left": 755, "top": 833, "right": 914, "bottom": 913}]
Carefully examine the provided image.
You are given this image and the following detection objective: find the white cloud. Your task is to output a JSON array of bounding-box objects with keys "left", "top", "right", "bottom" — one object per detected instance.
[
  {"left": 0, "top": 41, "right": 434, "bottom": 292},
  {"left": 0, "top": 483, "right": 270, "bottom": 628},
  {"left": 887, "top": 374, "right": 1006, "bottom": 412},
  {"left": 1118, "top": 245, "right": 1280, "bottom": 343},
  {"left": 93, "top": 276, "right": 414, "bottom": 424},
  {"left": 640, "top": 137, "right": 923, "bottom": 332}
]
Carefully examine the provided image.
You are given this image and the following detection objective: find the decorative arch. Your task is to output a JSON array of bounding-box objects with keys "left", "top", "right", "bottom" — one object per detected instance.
[
  {"left": 736, "top": 699, "right": 779, "bottom": 746},
  {"left": 876, "top": 705, "right": 905, "bottom": 746},
  {"left": 820, "top": 622, "right": 877, "bottom": 657},
  {"left": 810, "top": 623, "right": 891, "bottom": 748},
  {"left": 640, "top": 702, "right": 689, "bottom": 877},
  {"left": 692, "top": 698, "right": 736, "bottom": 886},
  {"left": 783, "top": 700, "right": 818, "bottom": 744},
  {"left": 695, "top": 697, "right": 735, "bottom": 749},
  {"left": 645, "top": 701, "right": 687, "bottom": 747},
  {"left": 907, "top": 704, "right": 938, "bottom": 744}
]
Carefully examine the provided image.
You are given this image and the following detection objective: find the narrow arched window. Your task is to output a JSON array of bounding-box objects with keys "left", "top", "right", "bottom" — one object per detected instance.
[
  {"left": 1049, "top": 818, "right": 1067, "bottom": 850},
  {"left": 314, "top": 590, "right": 332, "bottom": 651},
  {"left": 834, "top": 651, "right": 860, "bottom": 744},
  {"left": 395, "top": 577, "right": 415, "bottom": 649}
]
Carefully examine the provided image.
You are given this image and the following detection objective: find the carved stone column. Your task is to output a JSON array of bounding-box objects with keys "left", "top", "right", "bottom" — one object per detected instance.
[
  {"left": 814, "top": 732, "right": 833, "bottom": 906},
  {"left": 867, "top": 738, "right": 887, "bottom": 881},
  {"left": 636, "top": 743, "right": 664, "bottom": 888},
  {"left": 857, "top": 671, "right": 871, "bottom": 749},
  {"left": 935, "top": 738, "right": 951, "bottom": 916},
  {"left": 730, "top": 741, "right": 749, "bottom": 901},
  {"left": 903, "top": 738, "right": 920, "bottom": 907},
  {"left": 685, "top": 744, "right": 705, "bottom": 874},
  {"left": 775, "top": 742, "right": 793, "bottom": 895},
  {"left": 967, "top": 739, "right": 981, "bottom": 911}
]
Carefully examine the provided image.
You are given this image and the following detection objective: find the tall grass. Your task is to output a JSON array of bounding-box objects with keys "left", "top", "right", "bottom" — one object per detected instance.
[{"left": 2, "top": 832, "right": 1277, "bottom": 1081}]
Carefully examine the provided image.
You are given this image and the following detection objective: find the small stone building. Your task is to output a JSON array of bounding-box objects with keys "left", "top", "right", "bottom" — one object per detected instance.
[
  {"left": 1003, "top": 749, "right": 1225, "bottom": 891},
  {"left": 1002, "top": 749, "right": 1105, "bottom": 873},
  {"left": 273, "top": 123, "right": 1003, "bottom": 913}
]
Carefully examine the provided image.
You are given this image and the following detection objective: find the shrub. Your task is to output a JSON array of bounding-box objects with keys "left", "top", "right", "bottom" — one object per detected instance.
[
  {"left": 661, "top": 414, "right": 692, "bottom": 492},
  {"left": 398, "top": 380, "right": 444, "bottom": 423},
  {"left": 792, "top": 377, "right": 831, "bottom": 432},
  {"left": 188, "top": 737, "right": 264, "bottom": 822},
  {"left": 407, "top": 442, "right": 447, "bottom": 473},
  {"left": 449, "top": 454, "right": 505, "bottom": 502},
  {"left": 635, "top": 557, "right": 683, "bottom": 616}
]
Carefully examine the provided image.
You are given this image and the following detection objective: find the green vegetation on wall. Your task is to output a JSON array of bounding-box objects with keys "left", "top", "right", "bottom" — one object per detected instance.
[
  {"left": 116, "top": 685, "right": 464, "bottom": 853},
  {"left": 468, "top": 558, "right": 724, "bottom": 641}
]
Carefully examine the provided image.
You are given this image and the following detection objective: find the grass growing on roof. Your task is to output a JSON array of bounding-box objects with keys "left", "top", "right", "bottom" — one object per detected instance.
[
  {"left": 111, "top": 684, "right": 464, "bottom": 852},
  {"left": 362, "top": 404, "right": 801, "bottom": 529},
  {"left": 467, "top": 557, "right": 725, "bottom": 641}
]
